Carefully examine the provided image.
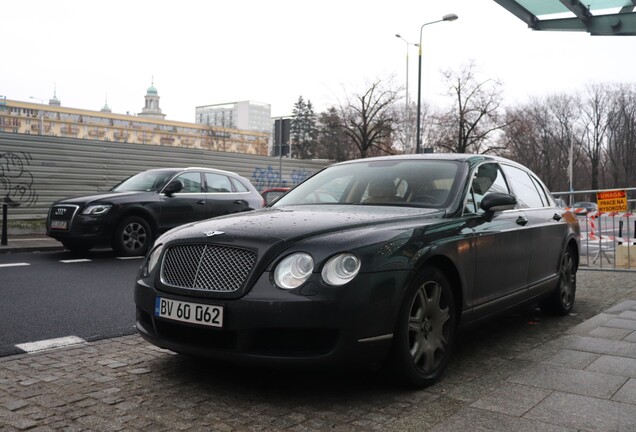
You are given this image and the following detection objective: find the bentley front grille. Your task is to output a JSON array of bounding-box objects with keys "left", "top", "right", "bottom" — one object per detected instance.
[{"left": 161, "top": 244, "right": 256, "bottom": 292}]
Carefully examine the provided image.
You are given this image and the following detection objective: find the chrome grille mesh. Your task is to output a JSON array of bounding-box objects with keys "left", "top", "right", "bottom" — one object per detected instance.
[{"left": 161, "top": 244, "right": 256, "bottom": 292}]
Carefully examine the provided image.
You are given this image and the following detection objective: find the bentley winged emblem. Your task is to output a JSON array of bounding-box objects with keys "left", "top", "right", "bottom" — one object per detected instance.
[{"left": 204, "top": 230, "right": 225, "bottom": 237}]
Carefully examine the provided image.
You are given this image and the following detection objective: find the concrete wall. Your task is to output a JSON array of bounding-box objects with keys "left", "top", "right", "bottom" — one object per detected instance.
[{"left": 0, "top": 132, "right": 329, "bottom": 234}]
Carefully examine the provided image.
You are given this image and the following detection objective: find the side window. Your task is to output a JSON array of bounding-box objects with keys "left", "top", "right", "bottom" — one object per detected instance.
[
  {"left": 229, "top": 177, "right": 249, "bottom": 193},
  {"left": 204, "top": 173, "right": 232, "bottom": 192},
  {"left": 529, "top": 175, "right": 553, "bottom": 207},
  {"left": 500, "top": 165, "right": 544, "bottom": 208},
  {"left": 174, "top": 172, "right": 203, "bottom": 193},
  {"left": 466, "top": 163, "right": 509, "bottom": 214}
]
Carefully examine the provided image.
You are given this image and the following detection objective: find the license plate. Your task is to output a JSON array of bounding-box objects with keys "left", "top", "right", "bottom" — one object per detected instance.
[
  {"left": 154, "top": 297, "right": 223, "bottom": 328},
  {"left": 50, "top": 220, "right": 68, "bottom": 230}
]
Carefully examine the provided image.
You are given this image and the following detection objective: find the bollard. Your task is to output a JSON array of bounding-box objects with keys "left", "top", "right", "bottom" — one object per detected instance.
[
  {"left": 1, "top": 203, "right": 7, "bottom": 246},
  {"left": 1, "top": 196, "right": 20, "bottom": 246}
]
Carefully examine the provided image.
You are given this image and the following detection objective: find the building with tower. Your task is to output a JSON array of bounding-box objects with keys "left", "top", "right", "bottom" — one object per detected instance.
[
  {"left": 138, "top": 82, "right": 166, "bottom": 120},
  {"left": 0, "top": 85, "right": 269, "bottom": 155}
]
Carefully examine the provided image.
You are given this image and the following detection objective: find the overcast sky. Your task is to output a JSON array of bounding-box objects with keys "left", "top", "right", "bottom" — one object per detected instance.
[{"left": 3, "top": 0, "right": 635, "bottom": 123}]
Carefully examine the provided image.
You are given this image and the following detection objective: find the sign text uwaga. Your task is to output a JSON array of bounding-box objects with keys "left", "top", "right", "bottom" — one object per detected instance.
[{"left": 596, "top": 190, "right": 628, "bottom": 212}]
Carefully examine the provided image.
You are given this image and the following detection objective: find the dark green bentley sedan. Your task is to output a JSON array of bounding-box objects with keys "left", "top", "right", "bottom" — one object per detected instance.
[{"left": 135, "top": 154, "right": 580, "bottom": 388}]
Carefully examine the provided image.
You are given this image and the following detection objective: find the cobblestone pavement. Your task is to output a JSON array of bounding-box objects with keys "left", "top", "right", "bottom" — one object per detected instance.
[{"left": 1, "top": 270, "right": 636, "bottom": 431}]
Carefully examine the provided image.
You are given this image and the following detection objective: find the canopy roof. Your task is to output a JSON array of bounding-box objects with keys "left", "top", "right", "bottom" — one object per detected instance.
[{"left": 494, "top": 0, "right": 636, "bottom": 35}]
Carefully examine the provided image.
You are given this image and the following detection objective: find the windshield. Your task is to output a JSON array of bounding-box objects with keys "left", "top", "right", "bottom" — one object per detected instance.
[
  {"left": 273, "top": 159, "right": 461, "bottom": 208},
  {"left": 112, "top": 170, "right": 178, "bottom": 192}
]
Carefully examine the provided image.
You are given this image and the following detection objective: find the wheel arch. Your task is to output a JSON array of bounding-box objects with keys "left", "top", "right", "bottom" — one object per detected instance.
[{"left": 113, "top": 208, "right": 158, "bottom": 238}]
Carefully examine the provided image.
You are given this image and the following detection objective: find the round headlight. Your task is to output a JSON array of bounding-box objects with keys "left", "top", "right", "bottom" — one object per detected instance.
[
  {"left": 274, "top": 253, "right": 314, "bottom": 289},
  {"left": 321, "top": 253, "right": 361, "bottom": 286},
  {"left": 143, "top": 243, "right": 164, "bottom": 276}
]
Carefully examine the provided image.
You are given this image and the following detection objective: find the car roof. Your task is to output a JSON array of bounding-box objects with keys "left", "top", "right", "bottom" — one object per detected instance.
[
  {"left": 143, "top": 167, "right": 241, "bottom": 177},
  {"left": 331, "top": 153, "right": 528, "bottom": 171}
]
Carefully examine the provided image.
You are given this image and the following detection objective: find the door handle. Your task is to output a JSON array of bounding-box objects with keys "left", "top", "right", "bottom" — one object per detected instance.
[
  {"left": 234, "top": 200, "right": 245, "bottom": 205},
  {"left": 553, "top": 213, "right": 562, "bottom": 221},
  {"left": 516, "top": 216, "right": 528, "bottom": 226},
  {"left": 197, "top": 200, "right": 206, "bottom": 205}
]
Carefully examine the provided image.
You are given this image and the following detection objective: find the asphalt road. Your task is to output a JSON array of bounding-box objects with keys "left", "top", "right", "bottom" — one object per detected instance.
[{"left": 0, "top": 249, "right": 142, "bottom": 357}]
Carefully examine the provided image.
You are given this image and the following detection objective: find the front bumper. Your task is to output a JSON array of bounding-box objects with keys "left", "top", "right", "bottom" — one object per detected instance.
[
  {"left": 46, "top": 214, "right": 115, "bottom": 246},
  {"left": 134, "top": 270, "right": 410, "bottom": 368}
]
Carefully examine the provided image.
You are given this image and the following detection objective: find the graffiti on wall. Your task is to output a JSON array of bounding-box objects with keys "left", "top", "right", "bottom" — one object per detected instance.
[
  {"left": 251, "top": 165, "right": 312, "bottom": 192},
  {"left": 0, "top": 152, "right": 38, "bottom": 207}
]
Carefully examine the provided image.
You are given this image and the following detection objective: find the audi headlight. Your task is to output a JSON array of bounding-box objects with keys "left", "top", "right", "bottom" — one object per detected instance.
[
  {"left": 274, "top": 253, "right": 314, "bottom": 289},
  {"left": 82, "top": 204, "right": 112, "bottom": 215},
  {"left": 143, "top": 243, "right": 164, "bottom": 277},
  {"left": 321, "top": 253, "right": 361, "bottom": 286}
]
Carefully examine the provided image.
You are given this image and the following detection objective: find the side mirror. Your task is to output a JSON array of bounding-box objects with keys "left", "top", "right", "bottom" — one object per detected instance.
[
  {"left": 480, "top": 193, "right": 517, "bottom": 212},
  {"left": 163, "top": 180, "right": 184, "bottom": 197}
]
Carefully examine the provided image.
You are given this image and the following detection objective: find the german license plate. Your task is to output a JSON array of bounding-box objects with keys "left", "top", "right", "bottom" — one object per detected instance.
[
  {"left": 50, "top": 220, "right": 68, "bottom": 230},
  {"left": 154, "top": 297, "right": 223, "bottom": 328}
]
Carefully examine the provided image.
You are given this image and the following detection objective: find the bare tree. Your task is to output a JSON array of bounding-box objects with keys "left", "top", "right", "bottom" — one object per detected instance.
[
  {"left": 503, "top": 97, "right": 571, "bottom": 191},
  {"left": 577, "top": 83, "right": 612, "bottom": 190},
  {"left": 606, "top": 84, "right": 636, "bottom": 188},
  {"left": 434, "top": 61, "right": 510, "bottom": 154},
  {"left": 338, "top": 79, "right": 400, "bottom": 159}
]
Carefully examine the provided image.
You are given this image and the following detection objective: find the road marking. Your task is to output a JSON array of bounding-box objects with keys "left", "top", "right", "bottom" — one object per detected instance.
[
  {"left": 0, "top": 263, "right": 30, "bottom": 268},
  {"left": 16, "top": 336, "right": 86, "bottom": 353},
  {"left": 59, "top": 259, "right": 92, "bottom": 264},
  {"left": 116, "top": 256, "right": 144, "bottom": 260}
]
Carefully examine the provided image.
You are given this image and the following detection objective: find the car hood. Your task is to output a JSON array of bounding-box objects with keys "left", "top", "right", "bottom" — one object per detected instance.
[
  {"left": 53, "top": 191, "right": 152, "bottom": 205},
  {"left": 159, "top": 205, "right": 444, "bottom": 246}
]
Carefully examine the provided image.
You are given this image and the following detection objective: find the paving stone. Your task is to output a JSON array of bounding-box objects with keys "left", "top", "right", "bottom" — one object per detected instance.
[
  {"left": 429, "top": 407, "right": 576, "bottom": 432},
  {"left": 564, "top": 335, "right": 636, "bottom": 359},
  {"left": 624, "top": 332, "right": 636, "bottom": 343},
  {"left": 544, "top": 349, "right": 601, "bottom": 369},
  {"left": 566, "top": 313, "right": 614, "bottom": 335},
  {"left": 619, "top": 310, "right": 636, "bottom": 320},
  {"left": 508, "top": 362, "right": 627, "bottom": 399},
  {"left": 586, "top": 355, "right": 636, "bottom": 378},
  {"left": 525, "top": 391, "right": 636, "bottom": 431},
  {"left": 605, "top": 300, "right": 636, "bottom": 314},
  {"left": 590, "top": 326, "right": 634, "bottom": 340},
  {"left": 613, "top": 379, "right": 636, "bottom": 405},
  {"left": 604, "top": 318, "right": 636, "bottom": 331},
  {"left": 469, "top": 382, "right": 552, "bottom": 417}
]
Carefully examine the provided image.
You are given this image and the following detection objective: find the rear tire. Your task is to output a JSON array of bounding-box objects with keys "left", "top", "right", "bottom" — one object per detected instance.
[
  {"left": 540, "top": 246, "right": 577, "bottom": 315},
  {"left": 113, "top": 216, "right": 152, "bottom": 257},
  {"left": 388, "top": 266, "right": 457, "bottom": 388}
]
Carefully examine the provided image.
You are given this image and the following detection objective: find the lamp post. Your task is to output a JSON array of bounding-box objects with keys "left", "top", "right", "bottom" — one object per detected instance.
[
  {"left": 395, "top": 34, "right": 418, "bottom": 153},
  {"left": 415, "top": 13, "right": 458, "bottom": 154},
  {"left": 29, "top": 96, "right": 45, "bottom": 135}
]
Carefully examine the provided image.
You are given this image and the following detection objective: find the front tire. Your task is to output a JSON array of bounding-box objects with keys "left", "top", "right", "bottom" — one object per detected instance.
[
  {"left": 540, "top": 246, "right": 577, "bottom": 315},
  {"left": 113, "top": 216, "right": 152, "bottom": 257},
  {"left": 389, "top": 267, "right": 457, "bottom": 388}
]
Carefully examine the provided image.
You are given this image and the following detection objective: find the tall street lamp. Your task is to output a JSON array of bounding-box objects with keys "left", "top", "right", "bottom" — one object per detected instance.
[
  {"left": 395, "top": 34, "right": 418, "bottom": 153},
  {"left": 29, "top": 96, "right": 45, "bottom": 135},
  {"left": 415, "top": 13, "right": 458, "bottom": 154}
]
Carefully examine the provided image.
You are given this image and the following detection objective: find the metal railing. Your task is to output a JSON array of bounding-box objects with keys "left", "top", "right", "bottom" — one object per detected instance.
[{"left": 553, "top": 187, "right": 636, "bottom": 272}]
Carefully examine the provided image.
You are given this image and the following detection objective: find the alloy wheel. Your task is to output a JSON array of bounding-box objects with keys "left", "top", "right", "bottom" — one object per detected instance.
[{"left": 408, "top": 280, "right": 450, "bottom": 374}]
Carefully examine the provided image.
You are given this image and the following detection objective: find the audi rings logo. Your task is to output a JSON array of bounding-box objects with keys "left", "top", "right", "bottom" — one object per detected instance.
[{"left": 54, "top": 208, "right": 67, "bottom": 216}]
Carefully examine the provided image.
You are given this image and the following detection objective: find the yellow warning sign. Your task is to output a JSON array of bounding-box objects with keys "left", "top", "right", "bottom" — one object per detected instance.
[{"left": 596, "top": 190, "right": 627, "bottom": 212}]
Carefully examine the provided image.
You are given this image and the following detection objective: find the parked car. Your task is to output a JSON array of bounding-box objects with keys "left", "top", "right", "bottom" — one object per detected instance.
[
  {"left": 553, "top": 197, "right": 567, "bottom": 208},
  {"left": 261, "top": 187, "right": 290, "bottom": 205},
  {"left": 47, "top": 167, "right": 263, "bottom": 256},
  {"left": 134, "top": 154, "right": 580, "bottom": 388},
  {"left": 571, "top": 201, "right": 598, "bottom": 215}
]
